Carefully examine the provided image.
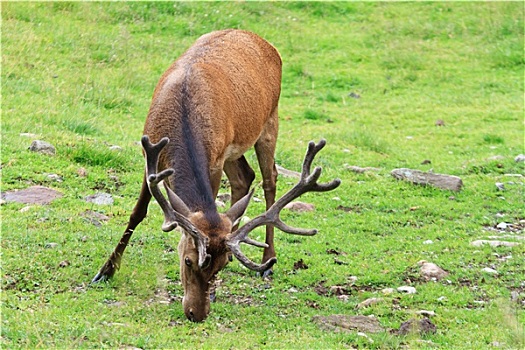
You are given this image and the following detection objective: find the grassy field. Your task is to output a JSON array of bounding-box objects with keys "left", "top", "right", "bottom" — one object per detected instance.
[{"left": 2, "top": 2, "right": 524, "bottom": 349}]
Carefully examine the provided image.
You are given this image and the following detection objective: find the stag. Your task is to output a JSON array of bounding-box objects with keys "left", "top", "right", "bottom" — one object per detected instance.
[{"left": 92, "top": 29, "right": 340, "bottom": 322}]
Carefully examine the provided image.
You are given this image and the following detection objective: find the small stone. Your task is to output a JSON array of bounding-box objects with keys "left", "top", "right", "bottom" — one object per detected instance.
[
  {"left": 481, "top": 267, "right": 498, "bottom": 274},
  {"left": 496, "top": 222, "right": 508, "bottom": 230},
  {"left": 20, "top": 132, "right": 38, "bottom": 138},
  {"left": 471, "top": 240, "right": 519, "bottom": 247},
  {"left": 448, "top": 196, "right": 456, "bottom": 200},
  {"left": 437, "top": 296, "right": 447, "bottom": 302},
  {"left": 515, "top": 154, "right": 525, "bottom": 162},
  {"left": 397, "top": 318, "right": 436, "bottom": 335},
  {"left": 356, "top": 297, "right": 383, "bottom": 309},
  {"left": 84, "top": 193, "right": 114, "bottom": 205},
  {"left": 495, "top": 183, "right": 505, "bottom": 191},
  {"left": 397, "top": 286, "right": 417, "bottom": 294},
  {"left": 109, "top": 145, "right": 123, "bottom": 152},
  {"left": 46, "top": 174, "right": 63, "bottom": 182},
  {"left": 435, "top": 119, "right": 445, "bottom": 126},
  {"left": 423, "top": 240, "right": 434, "bottom": 245},
  {"left": 77, "top": 168, "right": 88, "bottom": 177},
  {"left": 20, "top": 206, "right": 32, "bottom": 213},
  {"left": 495, "top": 213, "right": 505, "bottom": 218},
  {"left": 416, "top": 310, "right": 436, "bottom": 317},
  {"left": 59, "top": 260, "right": 70, "bottom": 268},
  {"left": 29, "top": 140, "right": 56, "bottom": 155},
  {"left": 217, "top": 193, "right": 231, "bottom": 203},
  {"left": 252, "top": 197, "right": 263, "bottom": 203},
  {"left": 348, "top": 276, "right": 358, "bottom": 284},
  {"left": 382, "top": 288, "right": 395, "bottom": 295},
  {"left": 288, "top": 287, "right": 298, "bottom": 293},
  {"left": 284, "top": 201, "right": 315, "bottom": 212},
  {"left": 418, "top": 260, "right": 449, "bottom": 281},
  {"left": 45, "top": 242, "right": 59, "bottom": 249},
  {"left": 337, "top": 295, "right": 349, "bottom": 302}
]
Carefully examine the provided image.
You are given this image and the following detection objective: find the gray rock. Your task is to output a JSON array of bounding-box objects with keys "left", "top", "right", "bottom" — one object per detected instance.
[
  {"left": 284, "top": 201, "right": 315, "bottom": 212},
  {"left": 1, "top": 186, "right": 63, "bottom": 205},
  {"left": 481, "top": 267, "right": 498, "bottom": 274},
  {"left": 356, "top": 297, "right": 383, "bottom": 309},
  {"left": 109, "top": 145, "right": 123, "bottom": 152},
  {"left": 495, "top": 182, "right": 505, "bottom": 191},
  {"left": 29, "top": 140, "right": 56, "bottom": 155},
  {"left": 45, "top": 242, "right": 59, "bottom": 249},
  {"left": 471, "top": 240, "right": 520, "bottom": 247},
  {"left": 496, "top": 222, "right": 508, "bottom": 230},
  {"left": 397, "top": 286, "right": 417, "bottom": 294},
  {"left": 84, "top": 192, "right": 114, "bottom": 205},
  {"left": 418, "top": 260, "right": 449, "bottom": 281},
  {"left": 515, "top": 154, "right": 525, "bottom": 162}
]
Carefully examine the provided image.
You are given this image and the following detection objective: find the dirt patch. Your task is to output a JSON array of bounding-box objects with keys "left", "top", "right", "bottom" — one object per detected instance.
[
  {"left": 393, "top": 318, "right": 437, "bottom": 335},
  {"left": 1, "top": 186, "right": 63, "bottom": 205},
  {"left": 313, "top": 314, "right": 384, "bottom": 333}
]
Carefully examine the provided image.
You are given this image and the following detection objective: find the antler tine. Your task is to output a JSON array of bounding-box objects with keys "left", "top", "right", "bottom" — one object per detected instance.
[
  {"left": 142, "top": 135, "right": 179, "bottom": 232},
  {"left": 142, "top": 135, "right": 211, "bottom": 268},
  {"left": 226, "top": 139, "right": 341, "bottom": 272}
]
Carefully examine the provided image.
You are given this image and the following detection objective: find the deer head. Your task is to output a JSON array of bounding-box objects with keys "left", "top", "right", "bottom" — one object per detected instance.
[{"left": 142, "top": 135, "right": 340, "bottom": 322}]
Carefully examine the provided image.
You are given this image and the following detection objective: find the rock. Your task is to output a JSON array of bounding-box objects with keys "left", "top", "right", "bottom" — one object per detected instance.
[
  {"left": 82, "top": 210, "right": 110, "bottom": 226},
  {"left": 418, "top": 260, "right": 449, "bottom": 281},
  {"left": 312, "top": 315, "right": 384, "bottom": 334},
  {"left": 284, "top": 201, "right": 315, "bottom": 212},
  {"left": 391, "top": 168, "right": 463, "bottom": 192},
  {"left": 471, "top": 240, "right": 520, "bottom": 247},
  {"left": 423, "top": 240, "right": 434, "bottom": 245},
  {"left": 397, "top": 286, "right": 417, "bottom": 294},
  {"left": 59, "top": 260, "right": 70, "bottom": 268},
  {"left": 495, "top": 183, "right": 505, "bottom": 191},
  {"left": 20, "top": 132, "right": 38, "bottom": 138},
  {"left": 217, "top": 193, "right": 231, "bottom": 203},
  {"left": 338, "top": 295, "right": 349, "bottom": 302},
  {"left": 496, "top": 222, "right": 508, "bottom": 230},
  {"left": 515, "top": 154, "right": 525, "bottom": 162},
  {"left": 84, "top": 192, "right": 114, "bottom": 205},
  {"left": 276, "top": 164, "right": 301, "bottom": 179},
  {"left": 1, "top": 186, "right": 63, "bottom": 205},
  {"left": 356, "top": 297, "right": 383, "bottom": 309},
  {"left": 109, "top": 145, "right": 122, "bottom": 151},
  {"left": 77, "top": 167, "right": 88, "bottom": 177},
  {"left": 416, "top": 310, "right": 436, "bottom": 317},
  {"left": 46, "top": 174, "right": 63, "bottom": 182},
  {"left": 45, "top": 242, "right": 59, "bottom": 249},
  {"left": 29, "top": 140, "right": 56, "bottom": 155},
  {"left": 382, "top": 288, "right": 395, "bottom": 295},
  {"left": 396, "top": 318, "right": 437, "bottom": 335},
  {"left": 345, "top": 165, "right": 381, "bottom": 173},
  {"left": 348, "top": 276, "right": 358, "bottom": 284},
  {"left": 481, "top": 267, "right": 498, "bottom": 274}
]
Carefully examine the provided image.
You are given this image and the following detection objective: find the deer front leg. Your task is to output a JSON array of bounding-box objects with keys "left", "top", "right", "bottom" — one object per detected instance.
[
  {"left": 91, "top": 175, "right": 151, "bottom": 283},
  {"left": 254, "top": 116, "right": 278, "bottom": 278}
]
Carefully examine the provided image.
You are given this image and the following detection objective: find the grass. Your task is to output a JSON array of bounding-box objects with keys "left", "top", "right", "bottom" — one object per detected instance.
[{"left": 1, "top": 2, "right": 524, "bottom": 349}]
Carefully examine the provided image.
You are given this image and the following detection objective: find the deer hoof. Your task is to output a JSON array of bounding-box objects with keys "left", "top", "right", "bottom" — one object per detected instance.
[
  {"left": 90, "top": 263, "right": 116, "bottom": 284},
  {"left": 258, "top": 268, "right": 274, "bottom": 279}
]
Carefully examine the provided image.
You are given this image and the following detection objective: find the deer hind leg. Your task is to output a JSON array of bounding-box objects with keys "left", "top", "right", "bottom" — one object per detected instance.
[
  {"left": 223, "top": 155, "right": 256, "bottom": 227},
  {"left": 91, "top": 174, "right": 152, "bottom": 283},
  {"left": 254, "top": 108, "right": 279, "bottom": 277}
]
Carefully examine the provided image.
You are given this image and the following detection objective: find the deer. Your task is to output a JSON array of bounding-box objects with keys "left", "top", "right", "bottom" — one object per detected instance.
[{"left": 91, "top": 29, "right": 341, "bottom": 322}]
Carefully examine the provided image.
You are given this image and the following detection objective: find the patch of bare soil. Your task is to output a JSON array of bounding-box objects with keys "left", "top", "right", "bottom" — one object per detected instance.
[{"left": 392, "top": 318, "right": 437, "bottom": 335}]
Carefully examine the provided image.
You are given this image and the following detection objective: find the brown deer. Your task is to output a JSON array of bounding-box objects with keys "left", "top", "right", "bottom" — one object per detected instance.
[{"left": 91, "top": 29, "right": 341, "bottom": 322}]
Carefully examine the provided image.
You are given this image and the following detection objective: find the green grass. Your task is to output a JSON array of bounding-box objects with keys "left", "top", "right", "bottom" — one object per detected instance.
[{"left": 2, "top": 2, "right": 524, "bottom": 349}]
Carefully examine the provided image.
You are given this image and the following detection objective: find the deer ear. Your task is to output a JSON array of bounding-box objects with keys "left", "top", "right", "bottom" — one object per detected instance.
[{"left": 225, "top": 189, "right": 254, "bottom": 227}]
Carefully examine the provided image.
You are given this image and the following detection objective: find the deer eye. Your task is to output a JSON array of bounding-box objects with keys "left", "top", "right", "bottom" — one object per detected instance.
[{"left": 184, "top": 257, "right": 192, "bottom": 267}]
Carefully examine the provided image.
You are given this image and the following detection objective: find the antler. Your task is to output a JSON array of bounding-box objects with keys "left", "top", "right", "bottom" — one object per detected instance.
[
  {"left": 226, "top": 139, "right": 341, "bottom": 272},
  {"left": 142, "top": 135, "right": 211, "bottom": 268}
]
